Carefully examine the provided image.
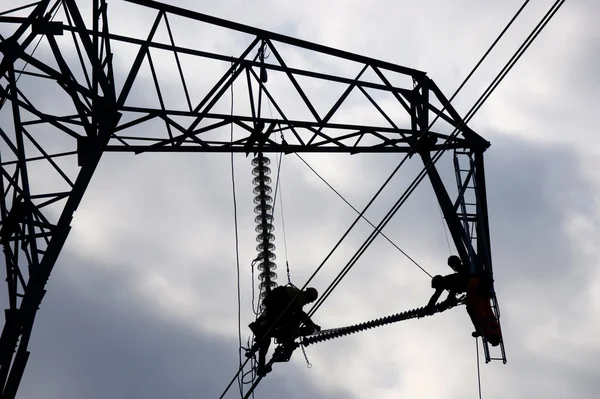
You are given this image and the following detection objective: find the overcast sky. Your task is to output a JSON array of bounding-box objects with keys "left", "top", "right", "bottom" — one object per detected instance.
[{"left": 1, "top": 0, "right": 600, "bottom": 398}]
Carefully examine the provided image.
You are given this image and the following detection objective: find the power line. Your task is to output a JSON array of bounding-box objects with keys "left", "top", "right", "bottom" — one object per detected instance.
[
  {"left": 220, "top": 147, "right": 411, "bottom": 399},
  {"left": 405, "top": 0, "right": 532, "bottom": 158},
  {"left": 217, "top": 0, "right": 562, "bottom": 395},
  {"left": 294, "top": 153, "right": 432, "bottom": 278},
  {"left": 219, "top": 357, "right": 253, "bottom": 399},
  {"left": 465, "top": 0, "right": 565, "bottom": 124},
  {"left": 306, "top": 0, "right": 565, "bottom": 320},
  {"left": 225, "top": 140, "right": 416, "bottom": 399},
  {"left": 300, "top": 0, "right": 537, "bottom": 314}
]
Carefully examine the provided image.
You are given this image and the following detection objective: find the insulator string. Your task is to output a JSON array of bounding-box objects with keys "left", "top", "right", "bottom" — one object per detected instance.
[{"left": 252, "top": 153, "right": 278, "bottom": 306}]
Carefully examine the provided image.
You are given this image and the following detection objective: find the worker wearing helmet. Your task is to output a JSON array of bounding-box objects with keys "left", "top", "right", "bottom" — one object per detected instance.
[
  {"left": 249, "top": 285, "right": 321, "bottom": 376},
  {"left": 425, "top": 255, "right": 469, "bottom": 311},
  {"left": 425, "top": 255, "right": 502, "bottom": 346}
]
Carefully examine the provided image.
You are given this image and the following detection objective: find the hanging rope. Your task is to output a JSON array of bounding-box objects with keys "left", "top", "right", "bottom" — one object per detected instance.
[
  {"left": 250, "top": 258, "right": 262, "bottom": 316},
  {"left": 228, "top": 61, "right": 245, "bottom": 397},
  {"left": 438, "top": 204, "right": 453, "bottom": 255},
  {"left": 275, "top": 154, "right": 291, "bottom": 285},
  {"left": 476, "top": 338, "right": 483, "bottom": 399},
  {"left": 266, "top": 93, "right": 292, "bottom": 286}
]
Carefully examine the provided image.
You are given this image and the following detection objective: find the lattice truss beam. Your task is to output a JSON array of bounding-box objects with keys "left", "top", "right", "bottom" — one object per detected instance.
[
  {"left": 0, "top": 0, "right": 501, "bottom": 396},
  {"left": 2, "top": 0, "right": 491, "bottom": 156},
  {"left": 0, "top": 1, "right": 119, "bottom": 397}
]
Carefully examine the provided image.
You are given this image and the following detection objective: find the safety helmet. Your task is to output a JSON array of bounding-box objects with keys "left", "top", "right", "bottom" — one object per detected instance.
[
  {"left": 305, "top": 287, "right": 318, "bottom": 303},
  {"left": 447, "top": 255, "right": 463, "bottom": 271}
]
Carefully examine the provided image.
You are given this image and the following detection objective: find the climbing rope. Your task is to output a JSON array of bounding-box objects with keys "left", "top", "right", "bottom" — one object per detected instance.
[
  {"left": 302, "top": 299, "right": 464, "bottom": 346},
  {"left": 476, "top": 337, "right": 483, "bottom": 399},
  {"left": 229, "top": 60, "right": 245, "bottom": 397}
]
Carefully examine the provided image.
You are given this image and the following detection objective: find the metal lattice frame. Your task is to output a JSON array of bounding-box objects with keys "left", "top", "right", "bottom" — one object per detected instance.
[{"left": 0, "top": 0, "right": 504, "bottom": 396}]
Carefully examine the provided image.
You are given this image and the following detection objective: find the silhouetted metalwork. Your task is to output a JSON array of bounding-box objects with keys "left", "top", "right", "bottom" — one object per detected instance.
[
  {"left": 251, "top": 153, "right": 278, "bottom": 303},
  {"left": 303, "top": 297, "right": 464, "bottom": 347},
  {"left": 0, "top": 0, "right": 504, "bottom": 396}
]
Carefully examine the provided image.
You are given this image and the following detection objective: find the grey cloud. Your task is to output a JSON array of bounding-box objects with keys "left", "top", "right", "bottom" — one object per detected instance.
[
  {"left": 285, "top": 132, "right": 600, "bottom": 398},
  {"left": 485, "top": 135, "right": 587, "bottom": 283},
  {"left": 2, "top": 1, "right": 599, "bottom": 398},
  {"left": 18, "top": 251, "right": 357, "bottom": 399},
  {"left": 327, "top": 130, "right": 596, "bottom": 286},
  {"left": 489, "top": 340, "right": 600, "bottom": 399}
]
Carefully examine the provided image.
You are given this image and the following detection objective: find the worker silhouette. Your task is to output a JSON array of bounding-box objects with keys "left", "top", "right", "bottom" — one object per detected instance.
[
  {"left": 248, "top": 285, "right": 321, "bottom": 376},
  {"left": 425, "top": 255, "right": 502, "bottom": 346}
]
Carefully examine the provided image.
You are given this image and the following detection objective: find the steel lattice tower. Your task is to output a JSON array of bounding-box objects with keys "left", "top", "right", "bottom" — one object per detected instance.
[{"left": 0, "top": 0, "right": 505, "bottom": 396}]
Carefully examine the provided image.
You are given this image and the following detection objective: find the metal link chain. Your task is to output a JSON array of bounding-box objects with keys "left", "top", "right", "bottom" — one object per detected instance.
[{"left": 300, "top": 343, "right": 312, "bottom": 368}]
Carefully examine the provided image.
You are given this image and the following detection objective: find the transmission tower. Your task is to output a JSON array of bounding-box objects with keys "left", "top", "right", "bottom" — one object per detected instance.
[{"left": 0, "top": 0, "right": 505, "bottom": 397}]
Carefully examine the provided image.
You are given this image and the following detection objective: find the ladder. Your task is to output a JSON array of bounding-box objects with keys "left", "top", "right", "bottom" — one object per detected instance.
[{"left": 453, "top": 149, "right": 507, "bottom": 364}]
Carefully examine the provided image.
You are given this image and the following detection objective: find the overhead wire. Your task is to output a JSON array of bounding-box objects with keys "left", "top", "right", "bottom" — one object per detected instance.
[
  {"left": 306, "top": 0, "right": 564, "bottom": 321},
  {"left": 306, "top": 0, "right": 543, "bottom": 319},
  {"left": 219, "top": 357, "right": 253, "bottom": 399},
  {"left": 225, "top": 137, "right": 417, "bottom": 399},
  {"left": 220, "top": 42, "right": 475, "bottom": 399},
  {"left": 298, "top": 0, "right": 536, "bottom": 312},
  {"left": 294, "top": 153, "right": 432, "bottom": 278},
  {"left": 307, "top": 156, "right": 432, "bottom": 318},
  {"left": 414, "top": 0, "right": 532, "bottom": 135},
  {"left": 463, "top": 0, "right": 565, "bottom": 124},
  {"left": 218, "top": 0, "right": 560, "bottom": 395},
  {"left": 218, "top": 125, "right": 411, "bottom": 399}
]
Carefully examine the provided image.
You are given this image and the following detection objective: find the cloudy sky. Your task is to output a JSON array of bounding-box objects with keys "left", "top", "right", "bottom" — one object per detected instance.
[{"left": 1, "top": 0, "right": 600, "bottom": 398}]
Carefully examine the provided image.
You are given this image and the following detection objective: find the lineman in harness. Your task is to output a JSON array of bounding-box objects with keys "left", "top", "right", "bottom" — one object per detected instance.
[
  {"left": 425, "top": 255, "right": 502, "bottom": 346},
  {"left": 248, "top": 285, "right": 321, "bottom": 376}
]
